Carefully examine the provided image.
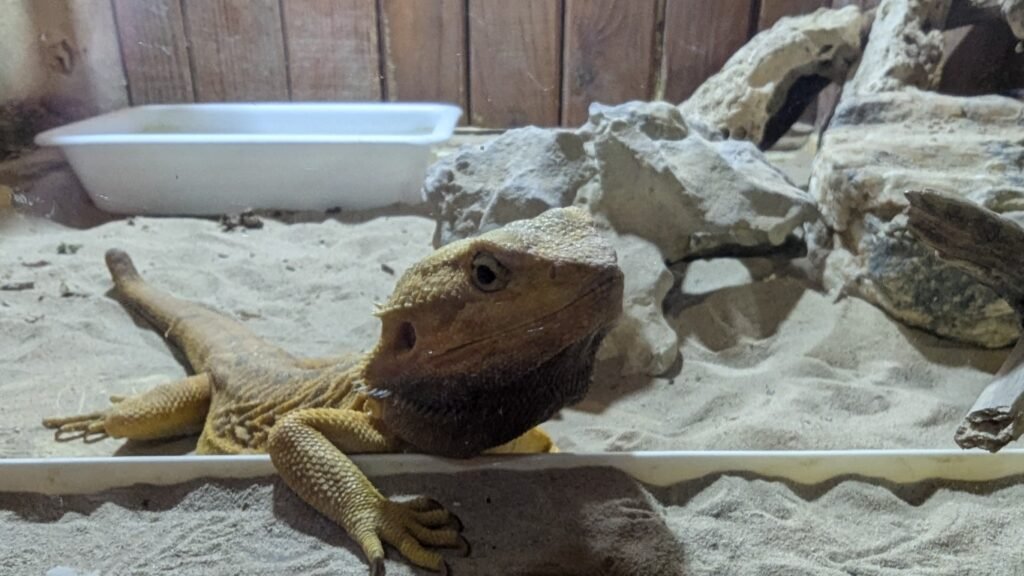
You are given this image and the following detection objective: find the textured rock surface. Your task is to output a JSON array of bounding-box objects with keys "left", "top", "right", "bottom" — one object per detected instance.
[
  {"left": 680, "top": 6, "right": 864, "bottom": 148},
  {"left": 852, "top": 215, "right": 1018, "bottom": 346},
  {"left": 424, "top": 127, "right": 596, "bottom": 247},
  {"left": 812, "top": 90, "right": 1024, "bottom": 346},
  {"left": 579, "top": 102, "right": 819, "bottom": 264},
  {"left": 595, "top": 233, "right": 679, "bottom": 376},
  {"left": 1006, "top": 0, "right": 1024, "bottom": 37},
  {"left": 845, "top": 0, "right": 952, "bottom": 96}
]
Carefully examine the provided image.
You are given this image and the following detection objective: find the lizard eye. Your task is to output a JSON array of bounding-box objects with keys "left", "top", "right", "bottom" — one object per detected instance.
[{"left": 471, "top": 252, "right": 509, "bottom": 292}]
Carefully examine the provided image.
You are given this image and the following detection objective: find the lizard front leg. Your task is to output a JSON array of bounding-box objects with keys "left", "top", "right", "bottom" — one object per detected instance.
[{"left": 268, "top": 408, "right": 466, "bottom": 575}]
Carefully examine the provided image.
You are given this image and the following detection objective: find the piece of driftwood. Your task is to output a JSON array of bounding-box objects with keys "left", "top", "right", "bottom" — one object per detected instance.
[{"left": 905, "top": 189, "right": 1024, "bottom": 452}]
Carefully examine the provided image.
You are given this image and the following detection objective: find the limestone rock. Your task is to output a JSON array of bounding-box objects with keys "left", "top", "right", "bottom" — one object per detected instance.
[
  {"left": 423, "top": 126, "right": 597, "bottom": 247},
  {"left": 595, "top": 233, "right": 679, "bottom": 376},
  {"left": 1005, "top": 0, "right": 1024, "bottom": 38},
  {"left": 680, "top": 6, "right": 864, "bottom": 148},
  {"left": 812, "top": 90, "right": 1024, "bottom": 346},
  {"left": 579, "top": 102, "right": 819, "bottom": 264},
  {"left": 579, "top": 101, "right": 689, "bottom": 142},
  {"left": 844, "top": 0, "right": 952, "bottom": 97}
]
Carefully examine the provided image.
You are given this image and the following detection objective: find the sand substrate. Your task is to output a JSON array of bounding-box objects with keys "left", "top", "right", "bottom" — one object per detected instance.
[
  {"left": 0, "top": 211, "right": 1008, "bottom": 457},
  {"left": 0, "top": 184, "right": 1019, "bottom": 575},
  {"left": 3, "top": 467, "right": 1023, "bottom": 575}
]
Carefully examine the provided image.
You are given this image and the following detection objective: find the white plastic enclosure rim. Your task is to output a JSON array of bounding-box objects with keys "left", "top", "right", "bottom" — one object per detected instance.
[
  {"left": 35, "top": 102, "right": 463, "bottom": 146},
  {"left": 3, "top": 450, "right": 1023, "bottom": 495}
]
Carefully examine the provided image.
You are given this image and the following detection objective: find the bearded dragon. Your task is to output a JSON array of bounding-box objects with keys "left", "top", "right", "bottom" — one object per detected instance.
[{"left": 43, "top": 207, "right": 624, "bottom": 575}]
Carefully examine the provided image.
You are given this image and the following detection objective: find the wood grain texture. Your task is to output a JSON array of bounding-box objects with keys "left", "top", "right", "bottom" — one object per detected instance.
[
  {"left": 182, "top": 0, "right": 288, "bottom": 101},
  {"left": 113, "top": 0, "right": 194, "bottom": 104},
  {"left": 906, "top": 190, "right": 1024, "bottom": 313},
  {"left": 282, "top": 0, "right": 381, "bottom": 101},
  {"left": 662, "top": 0, "right": 754, "bottom": 103},
  {"left": 30, "top": 0, "right": 130, "bottom": 117},
  {"left": 758, "top": 0, "right": 830, "bottom": 30},
  {"left": 382, "top": 0, "right": 466, "bottom": 112},
  {"left": 561, "top": 0, "right": 658, "bottom": 126},
  {"left": 468, "top": 0, "right": 562, "bottom": 127}
]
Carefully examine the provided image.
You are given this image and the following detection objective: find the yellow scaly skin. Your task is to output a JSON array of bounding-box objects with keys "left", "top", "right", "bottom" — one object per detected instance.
[{"left": 43, "top": 207, "right": 624, "bottom": 575}]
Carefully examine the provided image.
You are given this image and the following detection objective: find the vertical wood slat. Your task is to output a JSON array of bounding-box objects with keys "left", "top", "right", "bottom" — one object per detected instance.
[
  {"left": 469, "top": 0, "right": 562, "bottom": 127},
  {"left": 282, "top": 0, "right": 381, "bottom": 101},
  {"left": 381, "top": 0, "right": 466, "bottom": 115},
  {"left": 182, "top": 0, "right": 288, "bottom": 101},
  {"left": 662, "top": 0, "right": 754, "bottom": 103},
  {"left": 561, "top": 0, "right": 658, "bottom": 127},
  {"left": 113, "top": 0, "right": 194, "bottom": 104},
  {"left": 758, "top": 0, "right": 830, "bottom": 30}
]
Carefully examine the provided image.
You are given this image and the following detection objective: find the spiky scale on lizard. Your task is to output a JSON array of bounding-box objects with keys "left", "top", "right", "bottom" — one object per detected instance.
[{"left": 42, "top": 207, "right": 624, "bottom": 574}]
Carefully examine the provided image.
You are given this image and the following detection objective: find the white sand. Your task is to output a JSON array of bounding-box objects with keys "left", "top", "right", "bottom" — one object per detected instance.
[
  {"left": 0, "top": 210, "right": 1007, "bottom": 457},
  {"left": 3, "top": 468, "right": 1023, "bottom": 575},
  {"left": 0, "top": 137, "right": 1017, "bottom": 575}
]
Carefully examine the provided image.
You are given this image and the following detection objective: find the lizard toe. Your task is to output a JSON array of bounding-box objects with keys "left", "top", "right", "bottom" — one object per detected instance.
[
  {"left": 380, "top": 524, "right": 446, "bottom": 573},
  {"left": 377, "top": 497, "right": 467, "bottom": 572},
  {"left": 414, "top": 507, "right": 460, "bottom": 529},
  {"left": 403, "top": 496, "right": 445, "bottom": 512},
  {"left": 43, "top": 412, "right": 109, "bottom": 442}
]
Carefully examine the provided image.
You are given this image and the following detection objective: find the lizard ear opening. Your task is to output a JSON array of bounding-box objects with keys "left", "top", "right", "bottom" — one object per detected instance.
[{"left": 393, "top": 321, "right": 417, "bottom": 353}]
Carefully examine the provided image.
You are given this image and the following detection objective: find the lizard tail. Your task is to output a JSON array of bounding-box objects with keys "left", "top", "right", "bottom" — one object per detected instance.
[
  {"left": 105, "top": 248, "right": 179, "bottom": 338},
  {"left": 106, "top": 248, "right": 143, "bottom": 285},
  {"left": 104, "top": 249, "right": 292, "bottom": 372}
]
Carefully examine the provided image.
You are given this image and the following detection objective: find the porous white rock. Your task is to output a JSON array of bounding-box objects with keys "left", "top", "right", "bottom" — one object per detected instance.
[
  {"left": 595, "top": 233, "right": 679, "bottom": 376},
  {"left": 680, "top": 6, "right": 864, "bottom": 148},
  {"left": 424, "top": 126, "right": 597, "bottom": 247},
  {"left": 579, "top": 102, "right": 819, "bottom": 264}
]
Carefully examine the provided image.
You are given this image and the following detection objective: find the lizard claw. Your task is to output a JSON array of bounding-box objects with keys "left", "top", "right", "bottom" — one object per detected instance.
[
  {"left": 358, "top": 496, "right": 468, "bottom": 575},
  {"left": 42, "top": 411, "right": 109, "bottom": 443}
]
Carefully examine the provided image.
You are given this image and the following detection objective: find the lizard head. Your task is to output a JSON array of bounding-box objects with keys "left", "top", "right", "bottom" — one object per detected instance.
[{"left": 363, "top": 206, "right": 624, "bottom": 457}]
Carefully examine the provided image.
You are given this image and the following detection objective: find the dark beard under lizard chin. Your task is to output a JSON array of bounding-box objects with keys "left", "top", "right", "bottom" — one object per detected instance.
[{"left": 374, "top": 331, "right": 607, "bottom": 458}]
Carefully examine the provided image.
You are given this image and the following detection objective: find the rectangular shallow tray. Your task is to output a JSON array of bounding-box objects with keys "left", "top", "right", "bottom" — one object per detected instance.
[
  {"left": 3, "top": 450, "right": 1023, "bottom": 495},
  {"left": 35, "top": 103, "right": 462, "bottom": 215}
]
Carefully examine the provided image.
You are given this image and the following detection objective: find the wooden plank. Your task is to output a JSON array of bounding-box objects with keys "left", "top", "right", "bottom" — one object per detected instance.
[
  {"left": 561, "top": 0, "right": 658, "bottom": 126},
  {"left": 29, "top": 0, "right": 129, "bottom": 117},
  {"left": 758, "top": 0, "right": 830, "bottom": 30},
  {"left": 282, "top": 0, "right": 381, "bottom": 101},
  {"left": 468, "top": 0, "right": 562, "bottom": 127},
  {"left": 113, "top": 0, "right": 194, "bottom": 104},
  {"left": 662, "top": 0, "right": 754, "bottom": 103},
  {"left": 182, "top": 0, "right": 288, "bottom": 102},
  {"left": 381, "top": 0, "right": 466, "bottom": 113}
]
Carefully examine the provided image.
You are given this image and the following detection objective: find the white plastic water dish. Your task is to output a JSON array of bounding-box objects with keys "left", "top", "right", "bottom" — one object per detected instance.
[{"left": 35, "top": 103, "right": 462, "bottom": 215}]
